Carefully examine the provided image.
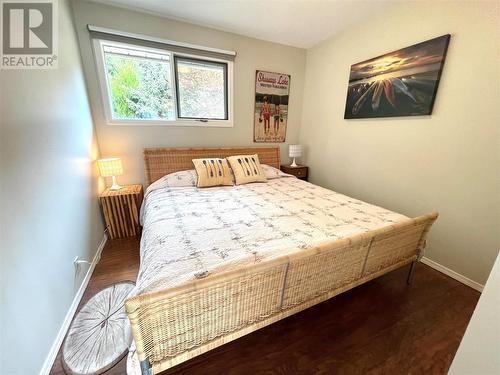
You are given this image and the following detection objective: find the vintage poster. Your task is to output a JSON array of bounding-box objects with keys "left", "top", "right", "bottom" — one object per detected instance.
[{"left": 254, "top": 70, "right": 290, "bottom": 142}]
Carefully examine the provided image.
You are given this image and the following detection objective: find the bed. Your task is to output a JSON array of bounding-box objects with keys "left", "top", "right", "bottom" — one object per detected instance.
[{"left": 125, "top": 146, "right": 438, "bottom": 375}]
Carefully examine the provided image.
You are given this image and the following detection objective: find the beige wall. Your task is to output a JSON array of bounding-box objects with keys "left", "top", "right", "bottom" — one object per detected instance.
[
  {"left": 72, "top": 0, "right": 306, "bottom": 185},
  {"left": 299, "top": 0, "right": 499, "bottom": 284},
  {"left": 0, "top": 0, "right": 105, "bottom": 373}
]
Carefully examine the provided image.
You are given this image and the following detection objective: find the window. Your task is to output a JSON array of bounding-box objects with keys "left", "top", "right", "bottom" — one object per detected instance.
[
  {"left": 103, "top": 45, "right": 175, "bottom": 120},
  {"left": 175, "top": 57, "right": 228, "bottom": 120},
  {"left": 93, "top": 39, "right": 233, "bottom": 126}
]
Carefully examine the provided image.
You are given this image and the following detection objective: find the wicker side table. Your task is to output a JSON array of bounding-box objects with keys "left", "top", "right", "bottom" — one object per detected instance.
[{"left": 99, "top": 184, "right": 143, "bottom": 239}]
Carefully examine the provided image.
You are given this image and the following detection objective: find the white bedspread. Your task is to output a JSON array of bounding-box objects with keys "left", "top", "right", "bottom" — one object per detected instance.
[{"left": 133, "top": 177, "right": 407, "bottom": 296}]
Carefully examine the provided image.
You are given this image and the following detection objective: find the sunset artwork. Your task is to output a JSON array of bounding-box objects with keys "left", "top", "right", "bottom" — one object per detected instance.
[{"left": 344, "top": 34, "right": 450, "bottom": 119}]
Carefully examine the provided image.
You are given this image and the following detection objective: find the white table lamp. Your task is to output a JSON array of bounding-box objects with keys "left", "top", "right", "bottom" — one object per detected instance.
[
  {"left": 289, "top": 145, "right": 302, "bottom": 167},
  {"left": 97, "top": 158, "right": 123, "bottom": 190}
]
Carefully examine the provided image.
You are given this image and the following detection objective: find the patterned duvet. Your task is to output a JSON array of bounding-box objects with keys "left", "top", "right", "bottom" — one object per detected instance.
[{"left": 133, "top": 175, "right": 407, "bottom": 296}]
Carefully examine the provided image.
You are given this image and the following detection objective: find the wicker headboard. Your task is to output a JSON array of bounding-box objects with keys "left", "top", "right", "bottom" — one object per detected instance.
[{"left": 143, "top": 146, "right": 281, "bottom": 186}]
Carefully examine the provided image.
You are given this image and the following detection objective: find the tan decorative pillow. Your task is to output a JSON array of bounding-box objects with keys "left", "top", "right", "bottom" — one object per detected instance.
[
  {"left": 192, "top": 158, "right": 233, "bottom": 188},
  {"left": 226, "top": 154, "right": 267, "bottom": 185}
]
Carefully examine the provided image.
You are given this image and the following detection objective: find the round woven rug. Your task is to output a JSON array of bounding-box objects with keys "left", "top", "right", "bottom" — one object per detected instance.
[{"left": 62, "top": 282, "right": 135, "bottom": 375}]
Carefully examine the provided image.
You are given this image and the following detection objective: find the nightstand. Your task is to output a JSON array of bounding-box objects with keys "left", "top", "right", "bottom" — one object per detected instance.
[
  {"left": 281, "top": 165, "right": 309, "bottom": 181},
  {"left": 99, "top": 184, "right": 144, "bottom": 239}
]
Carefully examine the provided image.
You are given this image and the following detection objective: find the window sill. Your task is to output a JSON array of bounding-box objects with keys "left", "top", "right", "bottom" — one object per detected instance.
[{"left": 105, "top": 119, "right": 233, "bottom": 128}]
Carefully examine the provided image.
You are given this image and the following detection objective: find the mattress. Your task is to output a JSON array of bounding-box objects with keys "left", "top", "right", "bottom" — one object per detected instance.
[{"left": 133, "top": 175, "right": 407, "bottom": 296}]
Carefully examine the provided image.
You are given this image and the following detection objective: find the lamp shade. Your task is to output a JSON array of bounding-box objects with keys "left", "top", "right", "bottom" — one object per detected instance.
[
  {"left": 289, "top": 145, "right": 302, "bottom": 158},
  {"left": 97, "top": 158, "right": 123, "bottom": 177}
]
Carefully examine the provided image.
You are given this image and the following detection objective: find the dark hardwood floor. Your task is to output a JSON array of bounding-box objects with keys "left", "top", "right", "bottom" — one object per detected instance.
[{"left": 50, "top": 236, "right": 479, "bottom": 375}]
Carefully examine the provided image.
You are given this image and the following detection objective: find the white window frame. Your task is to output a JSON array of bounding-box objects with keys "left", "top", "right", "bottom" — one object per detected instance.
[{"left": 92, "top": 38, "right": 234, "bottom": 127}]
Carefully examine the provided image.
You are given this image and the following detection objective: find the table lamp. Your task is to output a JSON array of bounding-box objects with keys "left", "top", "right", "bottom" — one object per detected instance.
[
  {"left": 97, "top": 158, "right": 123, "bottom": 190},
  {"left": 289, "top": 145, "right": 302, "bottom": 167}
]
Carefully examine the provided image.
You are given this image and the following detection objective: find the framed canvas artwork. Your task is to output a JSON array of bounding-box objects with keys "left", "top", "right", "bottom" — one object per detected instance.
[
  {"left": 344, "top": 34, "right": 450, "bottom": 119},
  {"left": 254, "top": 70, "right": 290, "bottom": 142}
]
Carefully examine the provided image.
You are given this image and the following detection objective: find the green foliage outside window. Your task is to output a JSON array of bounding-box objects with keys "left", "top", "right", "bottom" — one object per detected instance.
[
  {"left": 176, "top": 60, "right": 226, "bottom": 119},
  {"left": 105, "top": 54, "right": 174, "bottom": 120}
]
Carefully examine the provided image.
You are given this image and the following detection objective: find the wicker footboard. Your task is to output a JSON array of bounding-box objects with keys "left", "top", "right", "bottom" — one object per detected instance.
[{"left": 125, "top": 212, "right": 438, "bottom": 374}]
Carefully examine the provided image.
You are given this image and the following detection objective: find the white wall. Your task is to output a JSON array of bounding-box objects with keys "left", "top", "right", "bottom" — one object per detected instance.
[
  {"left": 0, "top": 0, "right": 105, "bottom": 373},
  {"left": 71, "top": 0, "right": 306, "bottom": 185},
  {"left": 299, "top": 0, "right": 499, "bottom": 284},
  {"left": 449, "top": 253, "right": 500, "bottom": 374}
]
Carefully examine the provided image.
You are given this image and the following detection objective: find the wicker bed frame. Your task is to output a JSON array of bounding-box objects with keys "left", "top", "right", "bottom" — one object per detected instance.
[{"left": 125, "top": 146, "right": 438, "bottom": 375}]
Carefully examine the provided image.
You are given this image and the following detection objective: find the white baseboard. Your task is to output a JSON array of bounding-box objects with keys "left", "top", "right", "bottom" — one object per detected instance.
[
  {"left": 420, "top": 256, "right": 484, "bottom": 292},
  {"left": 39, "top": 231, "right": 108, "bottom": 375}
]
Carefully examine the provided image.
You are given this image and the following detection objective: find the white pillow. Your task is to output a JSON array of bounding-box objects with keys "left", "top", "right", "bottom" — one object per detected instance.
[
  {"left": 148, "top": 165, "right": 289, "bottom": 194},
  {"left": 261, "top": 164, "right": 293, "bottom": 180},
  {"left": 141, "top": 170, "right": 198, "bottom": 226},
  {"left": 149, "top": 170, "right": 197, "bottom": 190}
]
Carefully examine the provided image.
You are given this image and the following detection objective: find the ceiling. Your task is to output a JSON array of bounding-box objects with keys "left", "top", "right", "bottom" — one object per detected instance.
[{"left": 89, "top": 0, "right": 393, "bottom": 49}]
